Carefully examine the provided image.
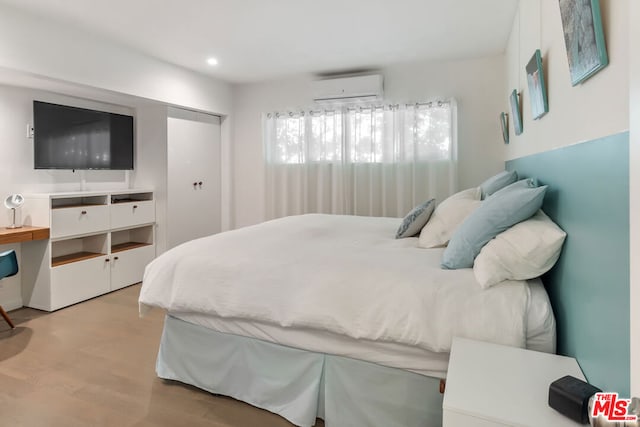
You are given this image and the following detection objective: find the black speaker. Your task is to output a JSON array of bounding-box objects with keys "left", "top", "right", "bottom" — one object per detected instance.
[{"left": 548, "top": 375, "right": 601, "bottom": 424}]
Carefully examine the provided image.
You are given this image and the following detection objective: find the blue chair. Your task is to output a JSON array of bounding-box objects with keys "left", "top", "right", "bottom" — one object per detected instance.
[{"left": 0, "top": 250, "right": 19, "bottom": 329}]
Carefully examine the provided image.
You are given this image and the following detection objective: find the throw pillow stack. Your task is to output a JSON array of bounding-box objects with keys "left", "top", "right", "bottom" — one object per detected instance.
[{"left": 394, "top": 170, "right": 566, "bottom": 289}]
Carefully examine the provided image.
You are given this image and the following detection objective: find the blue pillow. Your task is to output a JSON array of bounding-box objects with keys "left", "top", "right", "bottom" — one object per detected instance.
[
  {"left": 396, "top": 199, "right": 436, "bottom": 238},
  {"left": 441, "top": 179, "right": 547, "bottom": 269},
  {"left": 479, "top": 170, "right": 518, "bottom": 199}
]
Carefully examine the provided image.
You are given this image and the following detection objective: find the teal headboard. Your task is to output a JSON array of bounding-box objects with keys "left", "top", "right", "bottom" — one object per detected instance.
[{"left": 506, "top": 132, "right": 629, "bottom": 396}]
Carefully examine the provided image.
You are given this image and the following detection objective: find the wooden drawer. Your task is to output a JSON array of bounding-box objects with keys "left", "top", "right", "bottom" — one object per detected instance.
[
  {"left": 110, "top": 244, "right": 155, "bottom": 291},
  {"left": 50, "top": 256, "right": 111, "bottom": 310},
  {"left": 110, "top": 201, "right": 155, "bottom": 229},
  {"left": 51, "top": 205, "right": 109, "bottom": 239}
]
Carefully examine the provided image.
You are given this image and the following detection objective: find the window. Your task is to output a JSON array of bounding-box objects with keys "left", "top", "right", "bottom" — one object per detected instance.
[
  {"left": 263, "top": 100, "right": 457, "bottom": 219},
  {"left": 265, "top": 101, "right": 454, "bottom": 164}
]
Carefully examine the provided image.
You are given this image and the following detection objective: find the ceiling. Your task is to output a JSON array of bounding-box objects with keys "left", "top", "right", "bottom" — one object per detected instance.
[{"left": 0, "top": 0, "right": 519, "bottom": 84}]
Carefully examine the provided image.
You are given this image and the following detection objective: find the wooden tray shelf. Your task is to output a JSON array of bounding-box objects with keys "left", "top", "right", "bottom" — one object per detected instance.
[
  {"left": 51, "top": 203, "right": 105, "bottom": 210},
  {"left": 111, "top": 241, "right": 152, "bottom": 253},
  {"left": 52, "top": 251, "right": 104, "bottom": 267}
]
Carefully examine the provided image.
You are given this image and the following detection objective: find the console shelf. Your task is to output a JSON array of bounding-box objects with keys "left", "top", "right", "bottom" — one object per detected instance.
[
  {"left": 21, "top": 189, "right": 156, "bottom": 311},
  {"left": 111, "top": 241, "right": 152, "bottom": 253},
  {"left": 51, "top": 203, "right": 105, "bottom": 210},
  {"left": 52, "top": 251, "right": 104, "bottom": 267}
]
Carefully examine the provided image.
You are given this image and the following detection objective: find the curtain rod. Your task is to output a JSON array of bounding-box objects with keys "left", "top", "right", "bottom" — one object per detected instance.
[{"left": 267, "top": 100, "right": 450, "bottom": 118}]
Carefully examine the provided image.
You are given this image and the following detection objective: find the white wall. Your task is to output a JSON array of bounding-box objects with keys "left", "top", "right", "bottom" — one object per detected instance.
[
  {"left": 629, "top": 0, "right": 639, "bottom": 397},
  {"left": 232, "top": 55, "right": 506, "bottom": 228},
  {"left": 133, "top": 105, "right": 169, "bottom": 255},
  {"left": 504, "top": 0, "right": 628, "bottom": 159},
  {"left": 0, "top": 4, "right": 232, "bottom": 116}
]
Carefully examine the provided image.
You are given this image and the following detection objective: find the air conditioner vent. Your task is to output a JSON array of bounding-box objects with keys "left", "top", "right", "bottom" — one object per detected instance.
[{"left": 312, "top": 74, "right": 383, "bottom": 103}]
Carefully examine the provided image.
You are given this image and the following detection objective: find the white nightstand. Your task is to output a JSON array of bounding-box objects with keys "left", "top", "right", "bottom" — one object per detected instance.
[{"left": 443, "top": 337, "right": 586, "bottom": 427}]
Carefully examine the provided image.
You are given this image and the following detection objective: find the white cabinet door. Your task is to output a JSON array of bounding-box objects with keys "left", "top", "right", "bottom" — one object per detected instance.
[
  {"left": 50, "top": 256, "right": 111, "bottom": 310},
  {"left": 110, "top": 245, "right": 155, "bottom": 291},
  {"left": 167, "top": 113, "right": 221, "bottom": 249}
]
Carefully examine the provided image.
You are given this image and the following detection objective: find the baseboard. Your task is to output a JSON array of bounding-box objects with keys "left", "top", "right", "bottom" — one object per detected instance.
[{"left": 0, "top": 296, "right": 23, "bottom": 311}]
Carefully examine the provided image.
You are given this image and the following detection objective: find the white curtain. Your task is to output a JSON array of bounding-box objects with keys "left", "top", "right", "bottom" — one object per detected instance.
[{"left": 263, "top": 100, "right": 457, "bottom": 219}]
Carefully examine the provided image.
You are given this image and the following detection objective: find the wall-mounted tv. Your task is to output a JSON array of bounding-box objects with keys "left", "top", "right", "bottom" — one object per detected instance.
[{"left": 34, "top": 101, "right": 134, "bottom": 170}]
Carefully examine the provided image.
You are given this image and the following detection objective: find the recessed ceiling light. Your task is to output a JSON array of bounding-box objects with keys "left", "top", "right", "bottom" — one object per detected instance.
[{"left": 207, "top": 57, "right": 219, "bottom": 66}]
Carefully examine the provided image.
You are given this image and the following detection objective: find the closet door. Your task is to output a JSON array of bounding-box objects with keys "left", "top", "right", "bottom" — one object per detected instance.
[{"left": 167, "top": 111, "right": 221, "bottom": 249}]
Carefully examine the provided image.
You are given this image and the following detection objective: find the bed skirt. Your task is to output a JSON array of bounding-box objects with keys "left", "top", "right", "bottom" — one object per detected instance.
[{"left": 157, "top": 315, "right": 443, "bottom": 427}]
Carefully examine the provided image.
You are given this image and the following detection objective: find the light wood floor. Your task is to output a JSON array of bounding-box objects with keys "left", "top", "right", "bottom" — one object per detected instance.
[{"left": 0, "top": 285, "right": 324, "bottom": 427}]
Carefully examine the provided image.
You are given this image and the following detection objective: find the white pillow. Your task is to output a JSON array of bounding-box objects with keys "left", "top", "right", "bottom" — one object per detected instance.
[
  {"left": 418, "top": 187, "right": 482, "bottom": 248},
  {"left": 473, "top": 210, "right": 566, "bottom": 289}
]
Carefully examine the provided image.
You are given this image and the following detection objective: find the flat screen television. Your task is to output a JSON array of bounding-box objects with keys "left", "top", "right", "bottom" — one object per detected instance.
[{"left": 34, "top": 101, "right": 134, "bottom": 170}]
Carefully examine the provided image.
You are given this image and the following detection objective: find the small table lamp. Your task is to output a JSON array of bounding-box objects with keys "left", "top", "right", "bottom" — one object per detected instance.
[{"left": 4, "top": 194, "right": 24, "bottom": 229}]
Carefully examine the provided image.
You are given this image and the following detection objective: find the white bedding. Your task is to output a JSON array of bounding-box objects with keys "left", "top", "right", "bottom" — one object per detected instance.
[
  {"left": 173, "top": 277, "right": 555, "bottom": 378},
  {"left": 140, "top": 214, "right": 537, "bottom": 354}
]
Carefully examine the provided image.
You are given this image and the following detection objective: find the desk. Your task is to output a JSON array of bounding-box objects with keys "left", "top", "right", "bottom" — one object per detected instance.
[{"left": 0, "top": 226, "right": 50, "bottom": 245}]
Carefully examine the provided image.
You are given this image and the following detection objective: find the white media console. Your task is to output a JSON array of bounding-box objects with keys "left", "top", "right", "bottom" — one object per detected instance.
[{"left": 21, "top": 189, "right": 156, "bottom": 311}]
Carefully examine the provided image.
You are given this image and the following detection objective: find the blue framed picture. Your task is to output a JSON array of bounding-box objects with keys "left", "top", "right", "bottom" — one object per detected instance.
[
  {"left": 500, "top": 112, "right": 509, "bottom": 144},
  {"left": 559, "top": 0, "right": 608, "bottom": 86},
  {"left": 509, "top": 90, "right": 523, "bottom": 136},
  {"left": 526, "top": 50, "right": 549, "bottom": 120}
]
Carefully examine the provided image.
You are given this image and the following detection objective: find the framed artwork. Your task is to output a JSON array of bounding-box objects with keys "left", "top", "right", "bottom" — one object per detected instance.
[
  {"left": 500, "top": 112, "right": 509, "bottom": 144},
  {"left": 559, "top": 0, "right": 608, "bottom": 86},
  {"left": 509, "top": 90, "right": 523, "bottom": 136},
  {"left": 526, "top": 50, "right": 549, "bottom": 120}
]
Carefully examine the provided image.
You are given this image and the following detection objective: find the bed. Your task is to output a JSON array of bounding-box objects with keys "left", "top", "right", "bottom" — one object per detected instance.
[{"left": 139, "top": 213, "right": 556, "bottom": 427}]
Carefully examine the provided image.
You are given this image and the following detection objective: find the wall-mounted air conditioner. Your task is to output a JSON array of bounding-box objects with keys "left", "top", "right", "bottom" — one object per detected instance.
[{"left": 312, "top": 74, "right": 384, "bottom": 103}]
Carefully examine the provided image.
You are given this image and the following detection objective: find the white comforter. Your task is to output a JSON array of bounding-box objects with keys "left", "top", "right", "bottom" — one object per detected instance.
[{"left": 139, "top": 214, "right": 529, "bottom": 353}]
